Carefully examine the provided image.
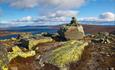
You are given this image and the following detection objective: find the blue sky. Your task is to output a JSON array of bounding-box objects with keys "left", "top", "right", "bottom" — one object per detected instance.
[
  {"left": 78, "top": 0, "right": 115, "bottom": 17},
  {"left": 0, "top": 0, "right": 115, "bottom": 27}
]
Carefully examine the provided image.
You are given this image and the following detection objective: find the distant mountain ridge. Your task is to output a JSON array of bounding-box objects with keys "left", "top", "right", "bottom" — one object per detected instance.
[{"left": 0, "top": 24, "right": 115, "bottom": 34}]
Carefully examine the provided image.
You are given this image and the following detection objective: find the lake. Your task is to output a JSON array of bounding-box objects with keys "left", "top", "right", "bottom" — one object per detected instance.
[{"left": 0, "top": 26, "right": 59, "bottom": 40}]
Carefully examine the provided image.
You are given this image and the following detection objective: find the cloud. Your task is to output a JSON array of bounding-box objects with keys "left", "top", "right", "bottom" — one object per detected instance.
[
  {"left": 79, "top": 12, "right": 115, "bottom": 22},
  {"left": 1, "top": 12, "right": 114, "bottom": 27},
  {"left": 34, "top": 10, "right": 78, "bottom": 22},
  {"left": 3, "top": 0, "right": 85, "bottom": 18},
  {"left": 21, "top": 16, "right": 33, "bottom": 21},
  {"left": 48, "top": 10, "right": 78, "bottom": 17},
  {"left": 1, "top": 10, "right": 77, "bottom": 27},
  {"left": 7, "top": 0, "right": 86, "bottom": 10},
  {"left": 41, "top": 0, "right": 86, "bottom": 9},
  {"left": 11, "top": 16, "right": 33, "bottom": 22},
  {"left": 99, "top": 12, "right": 115, "bottom": 21},
  {"left": 9, "top": 0, "right": 39, "bottom": 8},
  {"left": 5, "top": 16, "right": 34, "bottom": 27},
  {"left": 0, "top": 0, "right": 4, "bottom": 3},
  {"left": 79, "top": 17, "right": 97, "bottom": 21}
]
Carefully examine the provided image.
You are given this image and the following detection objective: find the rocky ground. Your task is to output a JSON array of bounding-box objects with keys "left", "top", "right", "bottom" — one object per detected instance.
[
  {"left": 70, "top": 42, "right": 115, "bottom": 70},
  {"left": 0, "top": 23, "right": 115, "bottom": 70},
  {"left": 0, "top": 32, "right": 112, "bottom": 70}
]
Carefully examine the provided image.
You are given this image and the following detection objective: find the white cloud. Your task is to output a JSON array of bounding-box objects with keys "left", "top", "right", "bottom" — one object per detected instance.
[
  {"left": 99, "top": 12, "right": 115, "bottom": 21},
  {"left": 10, "top": 0, "right": 39, "bottom": 8},
  {"left": 3, "top": 0, "right": 85, "bottom": 19},
  {"left": 21, "top": 16, "right": 33, "bottom": 21},
  {"left": 11, "top": 16, "right": 33, "bottom": 22},
  {"left": 1, "top": 12, "right": 115, "bottom": 27},
  {"left": 79, "top": 17, "right": 97, "bottom": 21},
  {"left": 13, "top": 11, "right": 71, "bottom": 22},
  {"left": 0, "top": 10, "right": 77, "bottom": 27},
  {"left": 79, "top": 12, "right": 115, "bottom": 22},
  {"left": 38, "top": 10, "right": 78, "bottom": 22},
  {"left": 42, "top": 0, "right": 86, "bottom": 9},
  {"left": 0, "top": 0, "right": 4, "bottom": 3},
  {"left": 48, "top": 10, "right": 78, "bottom": 17},
  {"left": 0, "top": 20, "right": 32, "bottom": 28},
  {"left": 8, "top": 0, "right": 86, "bottom": 9}
]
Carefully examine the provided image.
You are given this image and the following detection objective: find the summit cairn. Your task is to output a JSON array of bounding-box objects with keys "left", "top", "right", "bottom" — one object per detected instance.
[{"left": 58, "top": 17, "right": 85, "bottom": 40}]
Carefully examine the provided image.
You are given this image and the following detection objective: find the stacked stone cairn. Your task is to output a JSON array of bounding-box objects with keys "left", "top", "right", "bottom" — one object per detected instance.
[{"left": 58, "top": 17, "right": 85, "bottom": 40}]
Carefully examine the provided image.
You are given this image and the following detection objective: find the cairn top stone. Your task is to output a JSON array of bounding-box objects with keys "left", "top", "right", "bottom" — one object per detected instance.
[{"left": 70, "top": 17, "right": 79, "bottom": 26}]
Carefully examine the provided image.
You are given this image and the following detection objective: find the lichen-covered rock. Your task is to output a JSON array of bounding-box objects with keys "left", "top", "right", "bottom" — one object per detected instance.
[
  {"left": 8, "top": 46, "right": 36, "bottom": 61},
  {"left": 39, "top": 40, "right": 88, "bottom": 70},
  {"left": 0, "top": 45, "right": 9, "bottom": 70},
  {"left": 0, "top": 45, "right": 36, "bottom": 70},
  {"left": 16, "top": 37, "right": 53, "bottom": 50},
  {"left": 29, "top": 37, "right": 53, "bottom": 50}
]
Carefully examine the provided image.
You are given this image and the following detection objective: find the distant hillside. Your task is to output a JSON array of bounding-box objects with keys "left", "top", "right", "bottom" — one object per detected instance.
[
  {"left": 0, "top": 25, "right": 115, "bottom": 34},
  {"left": 82, "top": 25, "right": 115, "bottom": 34}
]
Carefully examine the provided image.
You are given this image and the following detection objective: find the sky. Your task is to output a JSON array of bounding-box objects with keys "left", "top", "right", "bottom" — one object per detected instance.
[{"left": 0, "top": 0, "right": 115, "bottom": 27}]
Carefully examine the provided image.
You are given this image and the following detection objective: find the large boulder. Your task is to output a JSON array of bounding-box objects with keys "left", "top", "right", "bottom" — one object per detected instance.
[
  {"left": 39, "top": 40, "right": 88, "bottom": 70},
  {"left": 58, "top": 24, "right": 85, "bottom": 40},
  {"left": 64, "top": 25, "right": 85, "bottom": 40},
  {"left": 58, "top": 17, "right": 85, "bottom": 40}
]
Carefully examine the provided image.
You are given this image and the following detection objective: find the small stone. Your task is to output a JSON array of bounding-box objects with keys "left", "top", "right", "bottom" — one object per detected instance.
[
  {"left": 10, "top": 66, "right": 18, "bottom": 70},
  {"left": 107, "top": 67, "right": 114, "bottom": 70}
]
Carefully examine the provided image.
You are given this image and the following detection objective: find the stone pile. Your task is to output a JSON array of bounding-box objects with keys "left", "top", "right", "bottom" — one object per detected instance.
[
  {"left": 58, "top": 17, "right": 85, "bottom": 40},
  {"left": 91, "top": 32, "right": 115, "bottom": 43}
]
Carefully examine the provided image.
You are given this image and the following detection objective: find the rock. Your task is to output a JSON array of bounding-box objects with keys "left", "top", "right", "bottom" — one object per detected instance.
[
  {"left": 107, "top": 67, "right": 114, "bottom": 70},
  {"left": 110, "top": 31, "right": 115, "bottom": 35},
  {"left": 57, "top": 27, "right": 67, "bottom": 41},
  {"left": 0, "top": 45, "right": 9, "bottom": 70},
  {"left": 64, "top": 25, "right": 85, "bottom": 40},
  {"left": 70, "top": 17, "right": 79, "bottom": 26},
  {"left": 8, "top": 46, "right": 36, "bottom": 61},
  {"left": 92, "top": 32, "right": 112, "bottom": 44},
  {"left": 39, "top": 40, "right": 88, "bottom": 70},
  {"left": 17, "top": 38, "right": 29, "bottom": 49},
  {"left": 58, "top": 17, "right": 85, "bottom": 40},
  {"left": 51, "top": 33, "right": 61, "bottom": 41},
  {"left": 29, "top": 37, "right": 53, "bottom": 50},
  {"left": 16, "top": 37, "right": 53, "bottom": 50},
  {"left": 35, "top": 42, "right": 65, "bottom": 54},
  {"left": 10, "top": 66, "right": 18, "bottom": 70},
  {"left": 58, "top": 25, "right": 85, "bottom": 40},
  {"left": 41, "top": 32, "right": 52, "bottom": 37}
]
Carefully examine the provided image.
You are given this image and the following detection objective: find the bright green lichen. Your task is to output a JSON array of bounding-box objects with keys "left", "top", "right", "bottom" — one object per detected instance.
[{"left": 40, "top": 40, "right": 88, "bottom": 70}]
